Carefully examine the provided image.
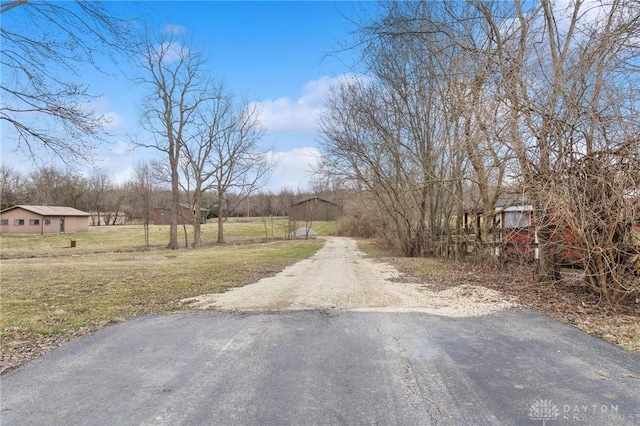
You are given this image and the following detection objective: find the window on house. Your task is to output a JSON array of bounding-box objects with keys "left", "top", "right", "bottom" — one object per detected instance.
[
  {"left": 504, "top": 211, "right": 530, "bottom": 228},
  {"left": 14, "top": 219, "right": 25, "bottom": 226},
  {"left": 1, "top": 219, "right": 8, "bottom": 226},
  {"left": 29, "top": 219, "right": 40, "bottom": 226},
  {"left": 44, "top": 218, "right": 51, "bottom": 225}
]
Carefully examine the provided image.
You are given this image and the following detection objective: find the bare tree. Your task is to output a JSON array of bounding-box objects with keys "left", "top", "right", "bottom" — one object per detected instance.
[
  {"left": 1, "top": 1, "right": 134, "bottom": 163},
  {"left": 471, "top": 0, "right": 640, "bottom": 299},
  {"left": 0, "top": 167, "right": 26, "bottom": 208},
  {"left": 136, "top": 32, "right": 210, "bottom": 249},
  {"left": 180, "top": 83, "right": 230, "bottom": 247},
  {"left": 364, "top": 1, "right": 512, "bottom": 255},
  {"left": 558, "top": 147, "right": 640, "bottom": 302},
  {"left": 320, "top": 6, "right": 474, "bottom": 258},
  {"left": 273, "top": 188, "right": 296, "bottom": 218},
  {"left": 87, "top": 169, "right": 112, "bottom": 225},
  {"left": 209, "top": 102, "right": 270, "bottom": 243},
  {"left": 320, "top": 76, "right": 434, "bottom": 256},
  {"left": 327, "top": 0, "right": 639, "bottom": 302},
  {"left": 25, "top": 167, "right": 87, "bottom": 208},
  {"left": 130, "top": 162, "right": 156, "bottom": 248},
  {"left": 100, "top": 184, "right": 127, "bottom": 225}
]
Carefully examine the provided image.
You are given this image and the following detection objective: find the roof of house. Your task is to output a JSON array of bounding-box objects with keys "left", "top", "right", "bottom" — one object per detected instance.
[
  {"left": 0, "top": 205, "right": 90, "bottom": 217},
  {"left": 290, "top": 197, "right": 340, "bottom": 207},
  {"left": 495, "top": 197, "right": 530, "bottom": 208},
  {"left": 468, "top": 197, "right": 531, "bottom": 212}
]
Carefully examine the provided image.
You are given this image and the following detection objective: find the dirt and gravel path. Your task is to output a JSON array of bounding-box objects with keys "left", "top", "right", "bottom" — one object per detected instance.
[{"left": 183, "top": 237, "right": 516, "bottom": 316}]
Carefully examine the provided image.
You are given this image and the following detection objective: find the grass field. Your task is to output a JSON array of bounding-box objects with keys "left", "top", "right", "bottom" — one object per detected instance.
[
  {"left": 0, "top": 219, "right": 333, "bottom": 372},
  {"left": 0, "top": 217, "right": 336, "bottom": 258}
]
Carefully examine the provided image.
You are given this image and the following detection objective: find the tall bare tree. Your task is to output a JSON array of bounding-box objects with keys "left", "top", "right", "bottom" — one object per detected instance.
[
  {"left": 136, "top": 32, "right": 210, "bottom": 249},
  {"left": 320, "top": 76, "right": 440, "bottom": 257},
  {"left": 322, "top": 3, "right": 479, "bottom": 258},
  {"left": 208, "top": 102, "right": 270, "bottom": 243},
  {"left": 179, "top": 83, "right": 232, "bottom": 247},
  {"left": 367, "top": 1, "right": 512, "bottom": 253},
  {"left": 1, "top": 1, "right": 134, "bottom": 163}
]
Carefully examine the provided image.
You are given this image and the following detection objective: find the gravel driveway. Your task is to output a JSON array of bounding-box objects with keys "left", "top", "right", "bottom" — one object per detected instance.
[{"left": 183, "top": 236, "right": 515, "bottom": 316}]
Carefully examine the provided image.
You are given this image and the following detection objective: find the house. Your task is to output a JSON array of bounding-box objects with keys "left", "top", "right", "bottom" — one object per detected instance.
[
  {"left": 464, "top": 197, "right": 535, "bottom": 257},
  {"left": 492, "top": 198, "right": 536, "bottom": 258},
  {"left": 289, "top": 197, "right": 342, "bottom": 222},
  {"left": 153, "top": 204, "right": 209, "bottom": 226},
  {"left": 466, "top": 196, "right": 640, "bottom": 272},
  {"left": 465, "top": 198, "right": 583, "bottom": 262},
  {"left": 464, "top": 198, "right": 532, "bottom": 234},
  {"left": 0, "top": 205, "right": 90, "bottom": 235}
]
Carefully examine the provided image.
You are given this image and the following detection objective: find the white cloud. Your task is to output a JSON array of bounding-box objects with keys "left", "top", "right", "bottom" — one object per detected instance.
[
  {"left": 110, "top": 164, "right": 136, "bottom": 186},
  {"left": 555, "top": 0, "right": 612, "bottom": 23},
  {"left": 98, "top": 147, "right": 322, "bottom": 191},
  {"left": 156, "top": 41, "right": 188, "bottom": 64},
  {"left": 89, "top": 144, "right": 160, "bottom": 186},
  {"left": 111, "top": 141, "right": 133, "bottom": 156},
  {"left": 96, "top": 147, "right": 322, "bottom": 191},
  {"left": 537, "top": 0, "right": 615, "bottom": 37},
  {"left": 265, "top": 147, "right": 322, "bottom": 191},
  {"left": 103, "top": 111, "right": 124, "bottom": 132},
  {"left": 253, "top": 74, "right": 363, "bottom": 134}
]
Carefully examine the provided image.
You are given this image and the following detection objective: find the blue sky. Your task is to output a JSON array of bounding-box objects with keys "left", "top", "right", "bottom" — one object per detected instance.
[{"left": 1, "top": 1, "right": 375, "bottom": 192}]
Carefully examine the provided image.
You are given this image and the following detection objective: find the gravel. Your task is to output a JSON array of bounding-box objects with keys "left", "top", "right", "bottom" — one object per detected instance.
[{"left": 182, "top": 237, "right": 517, "bottom": 316}]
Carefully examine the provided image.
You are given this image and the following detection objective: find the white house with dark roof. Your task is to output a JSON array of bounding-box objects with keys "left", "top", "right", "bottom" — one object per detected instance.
[{"left": 0, "top": 205, "right": 90, "bottom": 235}]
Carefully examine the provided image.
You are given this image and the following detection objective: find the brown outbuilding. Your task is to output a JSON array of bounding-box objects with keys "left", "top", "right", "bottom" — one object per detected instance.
[{"left": 289, "top": 197, "right": 342, "bottom": 222}]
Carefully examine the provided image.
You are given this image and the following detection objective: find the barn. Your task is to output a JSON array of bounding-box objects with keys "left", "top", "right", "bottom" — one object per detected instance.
[
  {"left": 289, "top": 197, "right": 342, "bottom": 222},
  {"left": 0, "top": 205, "right": 90, "bottom": 235}
]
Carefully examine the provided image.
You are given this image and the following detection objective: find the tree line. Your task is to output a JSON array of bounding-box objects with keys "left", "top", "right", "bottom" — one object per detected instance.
[
  {"left": 319, "top": 1, "right": 640, "bottom": 303},
  {"left": 0, "top": 165, "right": 335, "bottom": 229}
]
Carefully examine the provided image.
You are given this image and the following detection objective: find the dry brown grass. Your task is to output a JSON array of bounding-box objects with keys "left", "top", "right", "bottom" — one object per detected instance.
[
  {"left": 1, "top": 223, "right": 328, "bottom": 373},
  {"left": 358, "top": 239, "right": 640, "bottom": 355}
]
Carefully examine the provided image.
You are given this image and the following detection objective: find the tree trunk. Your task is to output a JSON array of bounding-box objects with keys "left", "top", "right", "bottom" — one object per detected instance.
[
  {"left": 217, "top": 191, "right": 225, "bottom": 244},
  {"left": 193, "top": 217, "right": 201, "bottom": 248},
  {"left": 182, "top": 223, "right": 189, "bottom": 248},
  {"left": 535, "top": 219, "right": 561, "bottom": 282},
  {"left": 193, "top": 196, "right": 202, "bottom": 248},
  {"left": 143, "top": 223, "right": 149, "bottom": 249},
  {"left": 455, "top": 179, "right": 465, "bottom": 260},
  {"left": 168, "top": 147, "right": 179, "bottom": 249}
]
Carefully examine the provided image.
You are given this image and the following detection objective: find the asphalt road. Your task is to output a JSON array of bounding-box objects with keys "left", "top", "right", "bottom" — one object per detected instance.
[{"left": 2, "top": 309, "right": 639, "bottom": 425}]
